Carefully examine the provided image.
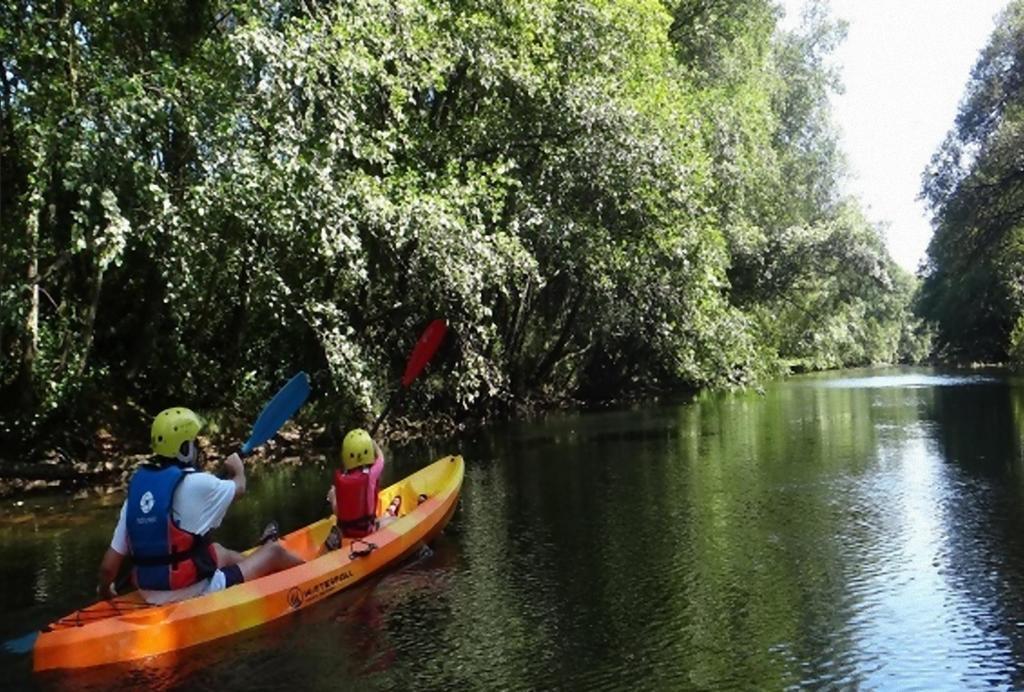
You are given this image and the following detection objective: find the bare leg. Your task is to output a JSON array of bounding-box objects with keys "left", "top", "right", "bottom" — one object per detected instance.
[
  {"left": 211, "top": 542, "right": 245, "bottom": 568},
  {"left": 236, "top": 542, "right": 304, "bottom": 582}
]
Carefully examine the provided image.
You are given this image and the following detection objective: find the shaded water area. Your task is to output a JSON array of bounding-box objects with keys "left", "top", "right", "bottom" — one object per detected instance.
[{"left": 5, "top": 366, "right": 1024, "bottom": 689}]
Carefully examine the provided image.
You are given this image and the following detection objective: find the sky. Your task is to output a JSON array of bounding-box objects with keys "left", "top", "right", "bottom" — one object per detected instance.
[{"left": 780, "top": 0, "right": 1008, "bottom": 273}]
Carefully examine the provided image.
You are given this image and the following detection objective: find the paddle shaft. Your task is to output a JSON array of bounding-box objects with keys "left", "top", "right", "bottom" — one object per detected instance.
[{"left": 370, "top": 390, "right": 401, "bottom": 438}]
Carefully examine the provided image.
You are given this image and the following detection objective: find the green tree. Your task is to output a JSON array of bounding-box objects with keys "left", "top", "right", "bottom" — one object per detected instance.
[
  {"left": 1, "top": 0, "right": 919, "bottom": 455},
  {"left": 919, "top": 0, "right": 1024, "bottom": 362}
]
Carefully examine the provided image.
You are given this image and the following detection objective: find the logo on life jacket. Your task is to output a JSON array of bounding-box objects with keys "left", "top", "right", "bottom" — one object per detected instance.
[{"left": 140, "top": 491, "right": 155, "bottom": 514}]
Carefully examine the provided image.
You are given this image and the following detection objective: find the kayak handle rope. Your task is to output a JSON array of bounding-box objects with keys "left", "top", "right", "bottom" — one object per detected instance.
[
  {"left": 349, "top": 539, "right": 377, "bottom": 560},
  {"left": 55, "top": 600, "right": 153, "bottom": 628}
]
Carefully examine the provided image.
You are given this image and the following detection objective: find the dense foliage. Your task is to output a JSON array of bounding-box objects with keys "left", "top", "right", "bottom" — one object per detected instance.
[
  {"left": 1, "top": 0, "right": 920, "bottom": 449},
  {"left": 919, "top": 1, "right": 1024, "bottom": 363}
]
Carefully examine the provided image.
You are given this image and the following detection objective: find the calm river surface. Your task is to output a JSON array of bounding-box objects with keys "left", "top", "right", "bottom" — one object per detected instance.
[{"left": 5, "top": 366, "right": 1024, "bottom": 690}]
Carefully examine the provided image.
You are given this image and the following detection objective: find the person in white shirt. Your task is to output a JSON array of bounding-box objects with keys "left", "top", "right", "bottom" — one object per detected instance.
[{"left": 96, "top": 407, "right": 303, "bottom": 604}]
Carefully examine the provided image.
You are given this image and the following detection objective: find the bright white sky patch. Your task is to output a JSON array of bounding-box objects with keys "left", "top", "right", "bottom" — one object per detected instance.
[{"left": 780, "top": 0, "right": 1007, "bottom": 273}]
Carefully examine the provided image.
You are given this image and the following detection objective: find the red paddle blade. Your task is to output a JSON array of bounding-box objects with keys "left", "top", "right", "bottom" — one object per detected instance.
[{"left": 401, "top": 319, "right": 448, "bottom": 387}]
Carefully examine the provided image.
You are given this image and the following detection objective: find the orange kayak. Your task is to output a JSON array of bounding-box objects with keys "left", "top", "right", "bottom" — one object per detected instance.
[{"left": 33, "top": 455, "right": 464, "bottom": 671}]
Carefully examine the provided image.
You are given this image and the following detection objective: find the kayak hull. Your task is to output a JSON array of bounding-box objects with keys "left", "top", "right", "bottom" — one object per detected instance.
[{"left": 33, "top": 455, "right": 464, "bottom": 671}]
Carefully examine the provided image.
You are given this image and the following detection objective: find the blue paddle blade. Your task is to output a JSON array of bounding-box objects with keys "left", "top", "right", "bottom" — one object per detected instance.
[
  {"left": 2, "top": 630, "right": 38, "bottom": 655},
  {"left": 240, "top": 372, "right": 311, "bottom": 456}
]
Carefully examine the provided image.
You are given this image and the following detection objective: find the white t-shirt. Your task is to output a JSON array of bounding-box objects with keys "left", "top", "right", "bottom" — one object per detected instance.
[{"left": 111, "top": 470, "right": 237, "bottom": 604}]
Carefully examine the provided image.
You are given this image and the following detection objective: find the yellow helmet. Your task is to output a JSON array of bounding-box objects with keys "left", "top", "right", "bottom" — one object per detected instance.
[
  {"left": 341, "top": 428, "right": 375, "bottom": 471},
  {"left": 151, "top": 408, "right": 204, "bottom": 458}
]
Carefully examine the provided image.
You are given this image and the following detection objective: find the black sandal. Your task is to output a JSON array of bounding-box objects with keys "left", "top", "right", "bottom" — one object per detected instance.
[
  {"left": 258, "top": 521, "right": 280, "bottom": 545},
  {"left": 323, "top": 525, "right": 342, "bottom": 552}
]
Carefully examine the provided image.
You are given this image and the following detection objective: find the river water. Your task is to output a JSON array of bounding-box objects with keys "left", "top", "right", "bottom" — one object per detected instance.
[{"left": 5, "top": 366, "right": 1024, "bottom": 690}]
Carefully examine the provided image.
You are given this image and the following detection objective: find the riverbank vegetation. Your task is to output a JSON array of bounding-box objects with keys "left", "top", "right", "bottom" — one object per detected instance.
[
  {"left": 1, "top": 0, "right": 926, "bottom": 463},
  {"left": 918, "top": 0, "right": 1024, "bottom": 364}
]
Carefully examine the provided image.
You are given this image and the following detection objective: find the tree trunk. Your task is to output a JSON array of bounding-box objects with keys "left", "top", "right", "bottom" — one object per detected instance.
[
  {"left": 504, "top": 277, "right": 534, "bottom": 397},
  {"left": 18, "top": 195, "right": 40, "bottom": 409},
  {"left": 0, "top": 462, "right": 118, "bottom": 482},
  {"left": 529, "top": 287, "right": 585, "bottom": 389},
  {"left": 1, "top": 51, "right": 19, "bottom": 383},
  {"left": 76, "top": 260, "right": 105, "bottom": 376}
]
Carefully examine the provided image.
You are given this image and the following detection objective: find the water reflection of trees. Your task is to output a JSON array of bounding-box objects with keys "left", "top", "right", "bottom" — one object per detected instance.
[
  {"left": 668, "top": 383, "right": 892, "bottom": 687},
  {"left": 918, "top": 381, "right": 1024, "bottom": 689},
  {"left": 444, "top": 386, "right": 907, "bottom": 687}
]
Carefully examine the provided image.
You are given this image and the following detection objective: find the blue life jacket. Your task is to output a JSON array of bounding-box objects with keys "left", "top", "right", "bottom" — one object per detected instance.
[{"left": 125, "top": 463, "right": 217, "bottom": 591}]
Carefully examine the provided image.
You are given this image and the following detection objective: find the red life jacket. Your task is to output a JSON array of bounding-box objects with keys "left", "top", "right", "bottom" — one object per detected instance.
[{"left": 333, "top": 468, "right": 376, "bottom": 538}]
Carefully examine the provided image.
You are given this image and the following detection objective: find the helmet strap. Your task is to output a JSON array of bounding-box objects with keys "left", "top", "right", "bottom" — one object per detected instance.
[{"left": 176, "top": 440, "right": 200, "bottom": 468}]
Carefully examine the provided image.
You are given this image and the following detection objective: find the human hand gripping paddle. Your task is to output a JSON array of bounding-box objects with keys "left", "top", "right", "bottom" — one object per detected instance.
[
  {"left": 370, "top": 319, "right": 448, "bottom": 437},
  {"left": 0, "top": 372, "right": 312, "bottom": 656}
]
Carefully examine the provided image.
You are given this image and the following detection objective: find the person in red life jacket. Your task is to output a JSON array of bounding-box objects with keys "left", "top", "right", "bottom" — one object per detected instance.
[
  {"left": 95, "top": 407, "right": 305, "bottom": 604},
  {"left": 325, "top": 428, "right": 385, "bottom": 546}
]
